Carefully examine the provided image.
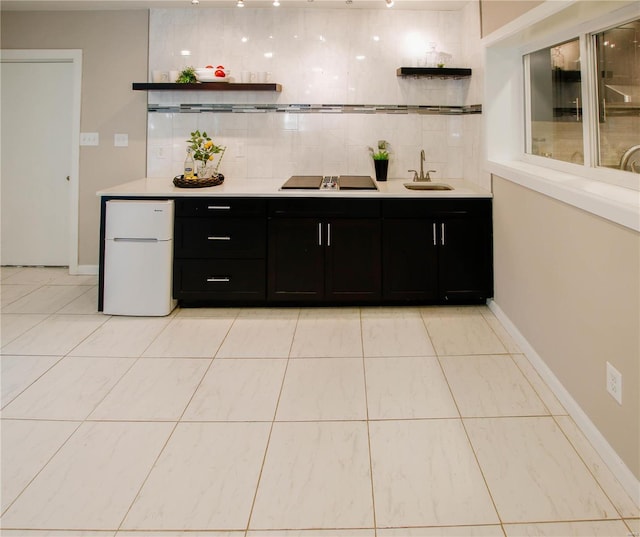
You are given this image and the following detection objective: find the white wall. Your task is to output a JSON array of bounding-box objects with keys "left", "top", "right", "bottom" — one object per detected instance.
[{"left": 146, "top": 5, "right": 485, "bottom": 186}]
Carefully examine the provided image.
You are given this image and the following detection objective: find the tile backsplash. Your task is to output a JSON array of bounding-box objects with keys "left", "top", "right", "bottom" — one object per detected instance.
[{"left": 147, "top": 5, "right": 486, "bottom": 187}]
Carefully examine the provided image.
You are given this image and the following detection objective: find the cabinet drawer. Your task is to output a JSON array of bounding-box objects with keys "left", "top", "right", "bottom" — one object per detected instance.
[
  {"left": 382, "top": 198, "right": 491, "bottom": 218},
  {"left": 173, "top": 259, "right": 265, "bottom": 300},
  {"left": 175, "top": 198, "right": 266, "bottom": 218},
  {"left": 175, "top": 218, "right": 265, "bottom": 258},
  {"left": 269, "top": 198, "right": 380, "bottom": 218}
]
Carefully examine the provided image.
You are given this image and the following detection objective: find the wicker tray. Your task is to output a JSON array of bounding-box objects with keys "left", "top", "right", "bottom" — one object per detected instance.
[{"left": 173, "top": 174, "right": 225, "bottom": 188}]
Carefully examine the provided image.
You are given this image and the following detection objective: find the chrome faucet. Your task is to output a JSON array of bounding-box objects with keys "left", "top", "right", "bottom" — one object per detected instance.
[{"left": 408, "top": 149, "right": 436, "bottom": 182}]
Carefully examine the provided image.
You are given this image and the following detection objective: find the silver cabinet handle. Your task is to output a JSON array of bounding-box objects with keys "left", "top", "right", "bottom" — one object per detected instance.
[
  {"left": 207, "top": 205, "right": 231, "bottom": 210},
  {"left": 207, "top": 277, "right": 230, "bottom": 282},
  {"left": 327, "top": 223, "right": 331, "bottom": 246},
  {"left": 432, "top": 223, "right": 437, "bottom": 246},
  {"left": 318, "top": 222, "right": 322, "bottom": 246},
  {"left": 441, "top": 223, "right": 445, "bottom": 246},
  {"left": 207, "top": 236, "right": 231, "bottom": 241}
]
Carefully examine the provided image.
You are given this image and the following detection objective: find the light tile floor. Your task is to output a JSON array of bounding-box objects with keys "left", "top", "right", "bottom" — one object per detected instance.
[{"left": 1, "top": 267, "right": 638, "bottom": 536}]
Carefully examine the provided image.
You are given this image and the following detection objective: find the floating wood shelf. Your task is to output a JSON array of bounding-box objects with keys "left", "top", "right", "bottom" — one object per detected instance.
[
  {"left": 396, "top": 67, "right": 472, "bottom": 79},
  {"left": 132, "top": 82, "right": 282, "bottom": 92}
]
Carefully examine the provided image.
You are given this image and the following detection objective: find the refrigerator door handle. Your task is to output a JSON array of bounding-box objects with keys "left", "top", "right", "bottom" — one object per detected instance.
[{"left": 112, "top": 238, "right": 159, "bottom": 243}]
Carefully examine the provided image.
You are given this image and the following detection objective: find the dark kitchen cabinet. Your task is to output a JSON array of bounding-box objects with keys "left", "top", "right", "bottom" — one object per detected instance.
[
  {"left": 268, "top": 199, "right": 381, "bottom": 303},
  {"left": 173, "top": 198, "right": 267, "bottom": 304},
  {"left": 382, "top": 199, "right": 493, "bottom": 303}
]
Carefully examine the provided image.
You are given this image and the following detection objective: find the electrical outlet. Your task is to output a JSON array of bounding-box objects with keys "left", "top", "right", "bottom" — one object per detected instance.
[
  {"left": 80, "top": 132, "right": 99, "bottom": 146},
  {"left": 114, "top": 133, "right": 128, "bottom": 147},
  {"left": 606, "top": 361, "right": 622, "bottom": 405}
]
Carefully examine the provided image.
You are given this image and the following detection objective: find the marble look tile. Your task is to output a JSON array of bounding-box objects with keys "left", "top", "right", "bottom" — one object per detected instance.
[
  {"left": 3, "top": 285, "right": 94, "bottom": 314},
  {"left": 365, "top": 357, "right": 458, "bottom": 419},
  {"left": 511, "top": 354, "right": 567, "bottom": 415},
  {"left": 175, "top": 307, "right": 240, "bottom": 318},
  {"left": 2, "top": 421, "right": 173, "bottom": 530},
  {"left": 480, "top": 308, "right": 522, "bottom": 353},
  {"left": 122, "top": 422, "right": 270, "bottom": 530},
  {"left": 555, "top": 415, "right": 639, "bottom": 518},
  {"left": 276, "top": 358, "right": 366, "bottom": 421},
  {"left": 464, "top": 417, "right": 618, "bottom": 523},
  {"left": 57, "top": 286, "right": 98, "bottom": 314},
  {"left": 248, "top": 531, "right": 375, "bottom": 537},
  {"left": 361, "top": 308, "right": 435, "bottom": 357},
  {"left": 1, "top": 313, "right": 48, "bottom": 345},
  {"left": 2, "top": 357, "right": 135, "bottom": 420},
  {"left": 626, "top": 519, "right": 640, "bottom": 534},
  {"left": 290, "top": 308, "right": 362, "bottom": 358},
  {"left": 216, "top": 308, "right": 299, "bottom": 358},
  {"left": 89, "top": 358, "right": 209, "bottom": 421},
  {"left": 1, "top": 419, "right": 80, "bottom": 511},
  {"left": 69, "top": 316, "right": 171, "bottom": 357},
  {"left": 440, "top": 354, "right": 548, "bottom": 417},
  {"left": 0, "top": 266, "right": 26, "bottom": 280},
  {"left": 378, "top": 527, "right": 504, "bottom": 536},
  {"left": 250, "top": 421, "right": 374, "bottom": 530},
  {"left": 0, "top": 267, "right": 96, "bottom": 286},
  {"left": 115, "top": 530, "right": 245, "bottom": 537},
  {"left": 421, "top": 307, "right": 506, "bottom": 356},
  {"left": 183, "top": 358, "right": 286, "bottom": 421},
  {"left": 1, "top": 355, "right": 62, "bottom": 408},
  {"left": 2, "top": 529, "right": 115, "bottom": 537},
  {"left": 503, "top": 520, "right": 632, "bottom": 536},
  {"left": 142, "top": 316, "right": 235, "bottom": 358},
  {"left": 369, "top": 419, "right": 498, "bottom": 527},
  {"left": 1, "top": 314, "right": 108, "bottom": 356},
  {"left": 1, "top": 284, "right": 39, "bottom": 308}
]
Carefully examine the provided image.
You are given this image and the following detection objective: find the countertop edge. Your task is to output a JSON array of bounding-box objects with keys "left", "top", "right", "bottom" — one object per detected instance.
[{"left": 97, "top": 177, "right": 493, "bottom": 199}]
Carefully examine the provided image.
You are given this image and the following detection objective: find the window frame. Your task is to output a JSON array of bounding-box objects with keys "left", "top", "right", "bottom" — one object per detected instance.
[{"left": 520, "top": 10, "right": 639, "bottom": 192}]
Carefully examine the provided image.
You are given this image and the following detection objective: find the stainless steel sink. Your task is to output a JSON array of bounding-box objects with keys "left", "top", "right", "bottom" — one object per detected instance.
[{"left": 404, "top": 182, "right": 454, "bottom": 191}]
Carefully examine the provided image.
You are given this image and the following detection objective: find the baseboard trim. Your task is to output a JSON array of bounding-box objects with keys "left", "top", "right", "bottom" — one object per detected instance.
[
  {"left": 487, "top": 299, "right": 640, "bottom": 508},
  {"left": 72, "top": 264, "right": 98, "bottom": 276}
]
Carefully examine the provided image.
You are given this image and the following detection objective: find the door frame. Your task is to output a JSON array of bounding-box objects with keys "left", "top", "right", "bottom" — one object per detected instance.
[{"left": 1, "top": 49, "right": 82, "bottom": 274}]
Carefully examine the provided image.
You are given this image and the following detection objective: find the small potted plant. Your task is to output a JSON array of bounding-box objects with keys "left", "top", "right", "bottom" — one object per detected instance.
[
  {"left": 187, "top": 130, "right": 225, "bottom": 178},
  {"left": 369, "top": 140, "right": 390, "bottom": 182}
]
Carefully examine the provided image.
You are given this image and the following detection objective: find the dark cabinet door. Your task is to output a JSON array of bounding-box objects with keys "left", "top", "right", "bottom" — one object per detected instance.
[
  {"left": 325, "top": 218, "right": 381, "bottom": 302},
  {"left": 382, "top": 218, "right": 439, "bottom": 301},
  {"left": 438, "top": 216, "right": 493, "bottom": 302},
  {"left": 267, "top": 218, "right": 324, "bottom": 302}
]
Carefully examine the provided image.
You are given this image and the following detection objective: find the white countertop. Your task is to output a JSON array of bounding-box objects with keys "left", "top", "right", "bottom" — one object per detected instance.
[{"left": 97, "top": 177, "right": 492, "bottom": 199}]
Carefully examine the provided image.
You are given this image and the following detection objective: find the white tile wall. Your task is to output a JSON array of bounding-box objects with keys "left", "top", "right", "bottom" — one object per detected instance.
[{"left": 147, "top": 4, "right": 484, "bottom": 185}]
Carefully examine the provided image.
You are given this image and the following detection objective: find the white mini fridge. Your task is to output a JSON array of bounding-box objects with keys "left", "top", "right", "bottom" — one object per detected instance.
[{"left": 103, "top": 199, "right": 177, "bottom": 316}]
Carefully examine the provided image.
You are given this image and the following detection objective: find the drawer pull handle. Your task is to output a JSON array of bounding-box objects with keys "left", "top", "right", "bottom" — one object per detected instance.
[
  {"left": 207, "top": 277, "right": 230, "bottom": 283},
  {"left": 207, "top": 205, "right": 231, "bottom": 210},
  {"left": 207, "top": 236, "right": 231, "bottom": 241}
]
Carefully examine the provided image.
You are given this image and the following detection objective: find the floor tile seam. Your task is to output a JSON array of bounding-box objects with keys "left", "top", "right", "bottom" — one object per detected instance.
[
  {"left": 210, "top": 308, "right": 249, "bottom": 360},
  {"left": 5, "top": 285, "right": 97, "bottom": 316},
  {"left": 0, "top": 311, "right": 56, "bottom": 349},
  {"left": 0, "top": 419, "right": 84, "bottom": 519},
  {"left": 0, "top": 281, "right": 46, "bottom": 309},
  {"left": 509, "top": 353, "right": 569, "bottom": 417},
  {"left": 113, "top": 419, "right": 184, "bottom": 533},
  {"left": 500, "top": 516, "right": 629, "bottom": 525},
  {"left": 434, "top": 352, "right": 504, "bottom": 526},
  {"left": 243, "top": 345, "right": 293, "bottom": 536},
  {"left": 550, "top": 413, "right": 636, "bottom": 519},
  {"left": 0, "top": 354, "right": 66, "bottom": 412},
  {"left": 359, "top": 307, "right": 378, "bottom": 537}
]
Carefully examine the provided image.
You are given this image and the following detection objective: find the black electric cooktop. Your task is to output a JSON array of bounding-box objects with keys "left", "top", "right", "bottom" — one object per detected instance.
[{"left": 281, "top": 175, "right": 377, "bottom": 190}]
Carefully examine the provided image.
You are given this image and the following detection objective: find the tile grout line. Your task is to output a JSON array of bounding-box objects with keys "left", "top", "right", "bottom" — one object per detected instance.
[
  {"left": 242, "top": 307, "right": 301, "bottom": 537},
  {"left": 360, "top": 307, "right": 378, "bottom": 537},
  {"left": 113, "top": 305, "right": 242, "bottom": 533}
]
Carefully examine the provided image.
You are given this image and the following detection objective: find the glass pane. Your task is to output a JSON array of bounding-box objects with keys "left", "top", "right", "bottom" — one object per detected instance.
[
  {"left": 527, "top": 38, "right": 584, "bottom": 164},
  {"left": 596, "top": 18, "right": 640, "bottom": 173}
]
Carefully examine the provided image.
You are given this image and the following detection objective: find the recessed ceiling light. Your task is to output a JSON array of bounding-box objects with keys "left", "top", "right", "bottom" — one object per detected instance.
[
  {"left": 273, "top": 0, "right": 280, "bottom": 6},
  {"left": 237, "top": 0, "right": 245, "bottom": 7},
  {"left": 190, "top": 0, "right": 199, "bottom": 4},
  {"left": 385, "top": 0, "right": 394, "bottom": 7}
]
